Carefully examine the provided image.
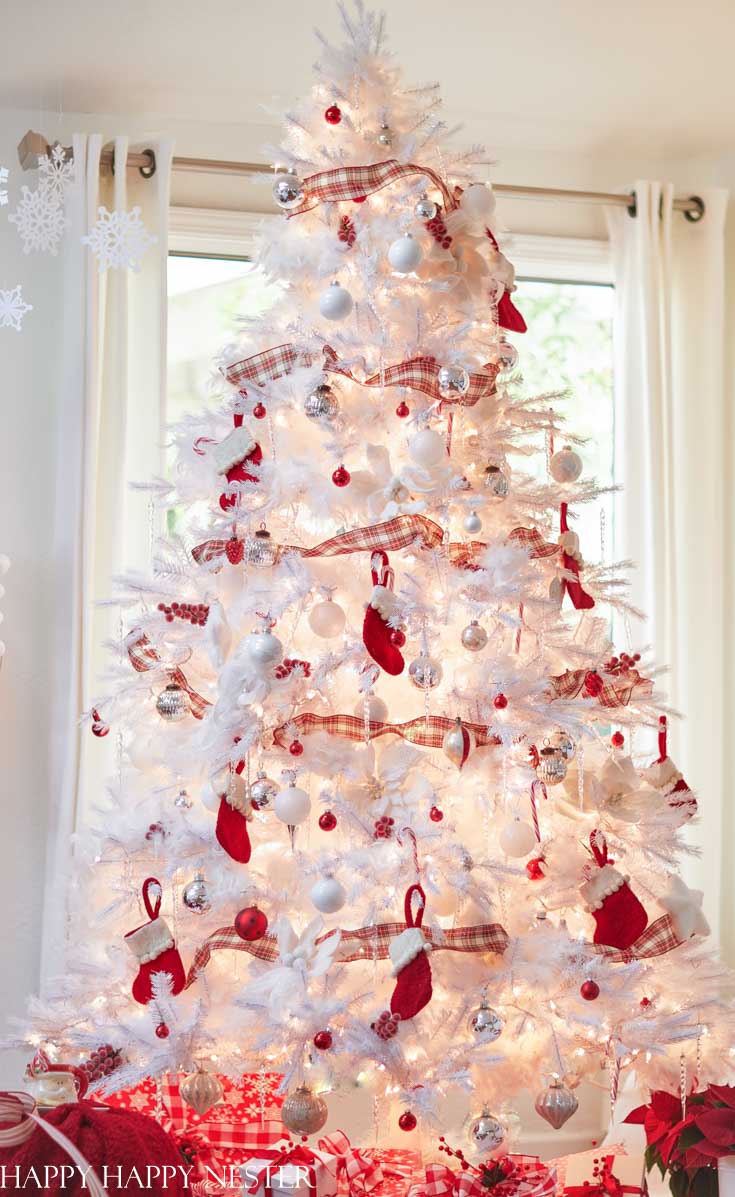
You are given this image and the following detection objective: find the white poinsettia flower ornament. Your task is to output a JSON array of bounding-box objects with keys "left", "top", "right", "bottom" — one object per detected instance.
[{"left": 238, "top": 916, "right": 341, "bottom": 1015}]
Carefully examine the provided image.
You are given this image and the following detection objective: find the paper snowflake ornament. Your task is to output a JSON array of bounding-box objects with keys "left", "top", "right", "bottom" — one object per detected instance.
[
  {"left": 0, "top": 166, "right": 8, "bottom": 207},
  {"left": 82, "top": 206, "right": 157, "bottom": 273},
  {"left": 0, "top": 285, "right": 33, "bottom": 332},
  {"left": 9, "top": 184, "right": 68, "bottom": 255},
  {"left": 37, "top": 144, "right": 74, "bottom": 206}
]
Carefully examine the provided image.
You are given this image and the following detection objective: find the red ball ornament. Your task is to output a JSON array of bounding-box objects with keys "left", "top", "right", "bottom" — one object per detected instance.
[
  {"left": 253, "top": 402, "right": 267, "bottom": 419},
  {"left": 398, "top": 1111, "right": 417, "bottom": 1132},
  {"left": 580, "top": 979, "right": 600, "bottom": 1001},
  {"left": 584, "top": 670, "right": 604, "bottom": 697},
  {"left": 611, "top": 731, "right": 625, "bottom": 747},
  {"left": 324, "top": 105, "right": 342, "bottom": 125},
  {"left": 526, "top": 857, "right": 545, "bottom": 881},
  {"left": 234, "top": 905, "right": 268, "bottom": 941},
  {"left": 389, "top": 628, "right": 406, "bottom": 648},
  {"left": 396, "top": 401, "right": 410, "bottom": 418},
  {"left": 319, "top": 810, "right": 337, "bottom": 831},
  {"left": 429, "top": 805, "right": 444, "bottom": 823},
  {"left": 332, "top": 465, "right": 351, "bottom": 487},
  {"left": 155, "top": 1022, "right": 170, "bottom": 1039},
  {"left": 313, "top": 1029, "right": 333, "bottom": 1050},
  {"left": 493, "top": 693, "right": 508, "bottom": 710},
  {"left": 289, "top": 739, "right": 304, "bottom": 756}
]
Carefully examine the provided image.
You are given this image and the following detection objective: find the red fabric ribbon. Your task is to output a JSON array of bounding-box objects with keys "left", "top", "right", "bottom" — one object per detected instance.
[
  {"left": 246, "top": 1143, "right": 319, "bottom": 1197},
  {"left": 286, "top": 159, "right": 457, "bottom": 217},
  {"left": 317, "top": 1130, "right": 383, "bottom": 1195},
  {"left": 408, "top": 1162, "right": 486, "bottom": 1197},
  {"left": 271, "top": 711, "right": 501, "bottom": 751}
]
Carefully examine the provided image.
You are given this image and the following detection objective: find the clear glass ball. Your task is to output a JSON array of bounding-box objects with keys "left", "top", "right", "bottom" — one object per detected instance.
[
  {"left": 437, "top": 364, "right": 471, "bottom": 398},
  {"left": 461, "top": 621, "right": 488, "bottom": 652},
  {"left": 408, "top": 654, "right": 443, "bottom": 689},
  {"left": 308, "top": 599, "right": 346, "bottom": 638}
]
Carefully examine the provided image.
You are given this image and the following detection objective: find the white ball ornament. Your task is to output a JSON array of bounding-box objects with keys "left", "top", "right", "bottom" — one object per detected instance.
[
  {"left": 353, "top": 694, "right": 389, "bottom": 722},
  {"left": 550, "top": 446, "right": 583, "bottom": 484},
  {"left": 409, "top": 427, "right": 446, "bottom": 469},
  {"left": 308, "top": 599, "right": 346, "bottom": 638},
  {"left": 310, "top": 875, "right": 346, "bottom": 914},
  {"left": 460, "top": 183, "right": 496, "bottom": 224},
  {"left": 319, "top": 281, "right": 353, "bottom": 321},
  {"left": 499, "top": 818, "right": 536, "bottom": 858},
  {"left": 463, "top": 510, "right": 482, "bottom": 534},
  {"left": 244, "top": 627, "right": 283, "bottom": 670},
  {"left": 388, "top": 233, "right": 423, "bottom": 274},
  {"left": 274, "top": 783, "right": 311, "bottom": 825}
]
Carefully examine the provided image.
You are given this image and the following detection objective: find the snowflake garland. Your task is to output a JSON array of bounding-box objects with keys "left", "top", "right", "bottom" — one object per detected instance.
[
  {"left": 37, "top": 144, "right": 74, "bottom": 206},
  {"left": 0, "top": 166, "right": 8, "bottom": 207},
  {"left": 81, "top": 205, "right": 157, "bottom": 273},
  {"left": 0, "top": 285, "right": 33, "bottom": 331},
  {"left": 9, "top": 184, "right": 68, "bottom": 256}
]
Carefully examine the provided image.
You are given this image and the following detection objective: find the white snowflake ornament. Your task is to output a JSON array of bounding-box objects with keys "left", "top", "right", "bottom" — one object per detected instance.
[
  {"left": 37, "top": 144, "right": 74, "bottom": 206},
  {"left": 9, "top": 184, "right": 68, "bottom": 255},
  {"left": 0, "top": 285, "right": 32, "bottom": 331},
  {"left": 82, "top": 206, "right": 157, "bottom": 273},
  {"left": 0, "top": 166, "right": 8, "bottom": 207}
]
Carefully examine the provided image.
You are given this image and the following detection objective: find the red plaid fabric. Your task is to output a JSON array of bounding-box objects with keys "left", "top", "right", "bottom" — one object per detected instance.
[
  {"left": 508, "top": 526, "right": 560, "bottom": 560},
  {"left": 494, "top": 1157, "right": 557, "bottom": 1197},
  {"left": 591, "top": 913, "right": 684, "bottom": 962},
  {"left": 271, "top": 712, "right": 502, "bottom": 750},
  {"left": 125, "top": 630, "right": 210, "bottom": 720},
  {"left": 186, "top": 920, "right": 509, "bottom": 987},
  {"left": 289, "top": 159, "right": 456, "bottom": 217},
  {"left": 297, "top": 514, "right": 445, "bottom": 557},
  {"left": 325, "top": 352, "right": 498, "bottom": 409},
  {"left": 408, "top": 1163, "right": 482, "bottom": 1197},
  {"left": 317, "top": 1132, "right": 383, "bottom": 1195},
  {"left": 548, "top": 666, "right": 653, "bottom": 710},
  {"left": 224, "top": 343, "right": 308, "bottom": 392}
]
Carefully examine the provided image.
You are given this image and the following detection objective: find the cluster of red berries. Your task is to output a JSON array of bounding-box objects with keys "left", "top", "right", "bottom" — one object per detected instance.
[
  {"left": 338, "top": 214, "right": 356, "bottom": 247},
  {"left": 274, "top": 658, "right": 312, "bottom": 680},
  {"left": 371, "top": 1010, "right": 401, "bottom": 1040},
  {"left": 424, "top": 207, "right": 452, "bottom": 250},
  {"left": 80, "top": 1044, "right": 122, "bottom": 1083},
  {"left": 373, "top": 815, "right": 395, "bottom": 839},
  {"left": 604, "top": 651, "right": 642, "bottom": 674},
  {"left": 145, "top": 821, "right": 167, "bottom": 841},
  {"left": 157, "top": 601, "right": 209, "bottom": 626}
]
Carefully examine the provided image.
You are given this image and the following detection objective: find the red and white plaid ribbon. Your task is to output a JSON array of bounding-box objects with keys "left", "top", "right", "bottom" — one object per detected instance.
[
  {"left": 126, "top": 630, "right": 210, "bottom": 719},
  {"left": 548, "top": 666, "right": 653, "bottom": 710},
  {"left": 408, "top": 1163, "right": 486, "bottom": 1197},
  {"left": 287, "top": 159, "right": 456, "bottom": 216},
  {"left": 224, "top": 343, "right": 311, "bottom": 393},
  {"left": 272, "top": 711, "right": 501, "bottom": 750},
  {"left": 494, "top": 1157, "right": 557, "bottom": 1197},
  {"left": 590, "top": 913, "right": 685, "bottom": 962},
  {"left": 508, "top": 526, "right": 560, "bottom": 560},
  {"left": 186, "top": 920, "right": 509, "bottom": 988},
  {"left": 317, "top": 1131, "right": 383, "bottom": 1195}
]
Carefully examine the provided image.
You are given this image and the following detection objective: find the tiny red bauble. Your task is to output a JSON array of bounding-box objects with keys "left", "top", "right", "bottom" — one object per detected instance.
[
  {"left": 398, "top": 1111, "right": 417, "bottom": 1132},
  {"left": 429, "top": 805, "right": 444, "bottom": 823},
  {"left": 493, "top": 693, "right": 508, "bottom": 710},
  {"left": 234, "top": 905, "right": 268, "bottom": 941},
  {"left": 155, "top": 1022, "right": 170, "bottom": 1039},
  {"left": 611, "top": 731, "right": 625, "bottom": 747},
  {"left": 389, "top": 629, "right": 406, "bottom": 648},
  {"left": 332, "top": 465, "right": 351, "bottom": 487},
  {"left": 580, "top": 979, "right": 600, "bottom": 1001},
  {"left": 289, "top": 739, "right": 304, "bottom": 756},
  {"left": 92, "top": 722, "right": 109, "bottom": 737},
  {"left": 353, "top": 195, "right": 367, "bottom": 204},
  {"left": 396, "top": 401, "right": 410, "bottom": 418},
  {"left": 319, "top": 810, "right": 337, "bottom": 831},
  {"left": 324, "top": 105, "right": 342, "bottom": 125},
  {"left": 640, "top": 996, "right": 652, "bottom": 1008},
  {"left": 526, "top": 857, "right": 545, "bottom": 880},
  {"left": 253, "top": 402, "right": 267, "bottom": 419},
  {"left": 313, "top": 1029, "right": 333, "bottom": 1050}
]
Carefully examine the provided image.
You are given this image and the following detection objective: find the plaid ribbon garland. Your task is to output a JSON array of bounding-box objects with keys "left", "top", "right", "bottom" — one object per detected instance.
[
  {"left": 287, "top": 159, "right": 456, "bottom": 217},
  {"left": 272, "top": 712, "right": 502, "bottom": 750},
  {"left": 317, "top": 1131, "right": 383, "bottom": 1195},
  {"left": 126, "top": 630, "right": 210, "bottom": 719},
  {"left": 224, "top": 343, "right": 309, "bottom": 392},
  {"left": 548, "top": 666, "right": 653, "bottom": 709},
  {"left": 508, "top": 526, "right": 560, "bottom": 560},
  {"left": 408, "top": 1158, "right": 556, "bottom": 1197},
  {"left": 591, "top": 913, "right": 684, "bottom": 962},
  {"left": 186, "top": 920, "right": 509, "bottom": 988}
]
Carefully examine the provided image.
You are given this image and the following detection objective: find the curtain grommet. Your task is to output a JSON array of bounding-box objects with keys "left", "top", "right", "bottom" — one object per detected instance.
[
  {"left": 138, "top": 149, "right": 157, "bottom": 180},
  {"left": 626, "top": 192, "right": 637, "bottom": 218},
  {"left": 683, "top": 195, "right": 705, "bottom": 223}
]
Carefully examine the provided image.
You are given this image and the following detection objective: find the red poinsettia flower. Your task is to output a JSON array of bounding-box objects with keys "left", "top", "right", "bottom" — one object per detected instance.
[
  {"left": 708, "top": 1085, "right": 735, "bottom": 1109},
  {"left": 693, "top": 1108, "right": 735, "bottom": 1151},
  {"left": 626, "top": 1090, "right": 687, "bottom": 1154}
]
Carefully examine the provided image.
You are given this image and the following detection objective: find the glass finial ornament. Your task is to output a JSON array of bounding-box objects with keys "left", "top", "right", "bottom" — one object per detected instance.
[
  {"left": 461, "top": 621, "right": 488, "bottom": 652},
  {"left": 249, "top": 770, "right": 277, "bottom": 810},
  {"left": 483, "top": 464, "right": 509, "bottom": 498},
  {"left": 408, "top": 653, "right": 443, "bottom": 690},
  {"left": 377, "top": 122, "right": 393, "bottom": 147},
  {"left": 180, "top": 1064, "right": 224, "bottom": 1117},
  {"left": 549, "top": 729, "right": 576, "bottom": 762},
  {"left": 273, "top": 169, "right": 304, "bottom": 211},
  {"left": 319, "top": 280, "right": 353, "bottom": 321},
  {"left": 468, "top": 1108, "right": 505, "bottom": 1151},
  {"left": 304, "top": 382, "right": 340, "bottom": 422},
  {"left": 437, "top": 364, "right": 471, "bottom": 399},
  {"left": 468, "top": 1002, "right": 504, "bottom": 1042},
  {"left": 182, "top": 873, "right": 210, "bottom": 913},
  {"left": 156, "top": 682, "right": 190, "bottom": 722},
  {"left": 534, "top": 1081, "right": 579, "bottom": 1129},
  {"left": 415, "top": 193, "right": 437, "bottom": 221},
  {"left": 244, "top": 525, "right": 277, "bottom": 567},
  {"left": 536, "top": 744, "right": 568, "bottom": 786},
  {"left": 281, "top": 1084, "right": 328, "bottom": 1135}
]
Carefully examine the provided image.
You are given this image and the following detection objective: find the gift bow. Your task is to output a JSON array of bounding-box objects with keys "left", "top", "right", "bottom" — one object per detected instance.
[
  {"left": 246, "top": 1143, "right": 319, "bottom": 1197},
  {"left": 317, "top": 1130, "right": 383, "bottom": 1194},
  {"left": 408, "top": 1163, "right": 486, "bottom": 1197},
  {"left": 565, "top": 1156, "right": 641, "bottom": 1197}
]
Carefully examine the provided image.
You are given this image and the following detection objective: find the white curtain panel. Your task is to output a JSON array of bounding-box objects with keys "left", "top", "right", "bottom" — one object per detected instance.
[
  {"left": 606, "top": 183, "right": 729, "bottom": 947},
  {"left": 42, "top": 134, "right": 173, "bottom": 985}
]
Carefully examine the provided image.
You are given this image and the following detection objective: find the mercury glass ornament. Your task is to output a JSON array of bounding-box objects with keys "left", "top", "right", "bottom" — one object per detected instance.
[
  {"left": 281, "top": 1084, "right": 328, "bottom": 1135},
  {"left": 156, "top": 682, "right": 190, "bottom": 722},
  {"left": 461, "top": 621, "right": 488, "bottom": 652},
  {"left": 180, "top": 1065, "right": 224, "bottom": 1117},
  {"left": 468, "top": 1108, "right": 505, "bottom": 1151},
  {"left": 534, "top": 1081, "right": 579, "bottom": 1130},
  {"left": 273, "top": 171, "right": 304, "bottom": 210},
  {"left": 483, "top": 464, "right": 509, "bottom": 498},
  {"left": 304, "top": 383, "right": 340, "bottom": 422},
  {"left": 437, "top": 363, "right": 471, "bottom": 399},
  {"left": 249, "top": 770, "right": 277, "bottom": 810},
  {"left": 536, "top": 745, "right": 568, "bottom": 786},
  {"left": 175, "top": 789, "right": 192, "bottom": 809},
  {"left": 415, "top": 193, "right": 437, "bottom": 221},
  {"left": 549, "top": 729, "right": 576, "bottom": 762},
  {"left": 377, "top": 122, "right": 393, "bottom": 147},
  {"left": 496, "top": 339, "right": 519, "bottom": 372},
  {"left": 182, "top": 873, "right": 210, "bottom": 914},
  {"left": 468, "top": 1002, "right": 503, "bottom": 1042},
  {"left": 408, "top": 654, "right": 443, "bottom": 690},
  {"left": 244, "top": 526, "right": 277, "bottom": 567}
]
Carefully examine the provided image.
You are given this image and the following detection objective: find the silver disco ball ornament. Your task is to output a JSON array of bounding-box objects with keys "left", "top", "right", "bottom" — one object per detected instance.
[
  {"left": 549, "top": 729, "right": 576, "bottom": 762},
  {"left": 483, "top": 464, "right": 509, "bottom": 498},
  {"left": 497, "top": 340, "right": 519, "bottom": 372},
  {"left": 244, "top": 526, "right": 277, "bottom": 567},
  {"left": 468, "top": 1108, "right": 505, "bottom": 1152},
  {"left": 249, "top": 770, "right": 277, "bottom": 810},
  {"left": 461, "top": 621, "right": 488, "bottom": 652},
  {"left": 415, "top": 193, "right": 437, "bottom": 221},
  {"left": 468, "top": 1003, "right": 503, "bottom": 1043},
  {"left": 536, "top": 745, "right": 568, "bottom": 786},
  {"left": 304, "top": 383, "right": 340, "bottom": 422},
  {"left": 156, "top": 682, "right": 190, "bottom": 722},
  {"left": 437, "top": 364, "right": 471, "bottom": 399},
  {"left": 534, "top": 1081, "right": 579, "bottom": 1130},
  {"left": 183, "top": 872, "right": 210, "bottom": 914},
  {"left": 273, "top": 171, "right": 304, "bottom": 210},
  {"left": 281, "top": 1084, "right": 329, "bottom": 1135},
  {"left": 408, "top": 654, "right": 443, "bottom": 690}
]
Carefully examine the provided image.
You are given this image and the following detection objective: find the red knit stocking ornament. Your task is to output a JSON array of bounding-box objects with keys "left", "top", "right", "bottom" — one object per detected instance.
[
  {"left": 580, "top": 831, "right": 648, "bottom": 950},
  {"left": 215, "top": 769, "right": 252, "bottom": 864},
  {"left": 389, "top": 883, "right": 433, "bottom": 1020},
  {"left": 124, "top": 878, "right": 186, "bottom": 1004},
  {"left": 362, "top": 550, "right": 405, "bottom": 676},
  {"left": 215, "top": 414, "right": 263, "bottom": 512},
  {"left": 558, "top": 502, "right": 595, "bottom": 610}
]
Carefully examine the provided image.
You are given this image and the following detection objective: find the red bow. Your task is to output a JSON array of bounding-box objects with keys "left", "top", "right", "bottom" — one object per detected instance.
[
  {"left": 246, "top": 1144, "right": 318, "bottom": 1197},
  {"left": 317, "top": 1130, "right": 382, "bottom": 1194},
  {"left": 408, "top": 1163, "right": 486, "bottom": 1197}
]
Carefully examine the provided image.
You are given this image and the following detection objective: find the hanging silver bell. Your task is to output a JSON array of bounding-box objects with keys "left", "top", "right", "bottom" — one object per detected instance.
[
  {"left": 536, "top": 745, "right": 568, "bottom": 786},
  {"left": 534, "top": 1081, "right": 578, "bottom": 1129}
]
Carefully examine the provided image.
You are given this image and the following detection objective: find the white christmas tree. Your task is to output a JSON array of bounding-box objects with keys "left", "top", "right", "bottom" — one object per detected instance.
[{"left": 14, "top": 0, "right": 735, "bottom": 1158}]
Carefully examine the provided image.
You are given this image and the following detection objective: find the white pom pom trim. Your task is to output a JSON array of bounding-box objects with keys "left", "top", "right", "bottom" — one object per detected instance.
[
  {"left": 580, "top": 864, "right": 628, "bottom": 912},
  {"left": 389, "top": 926, "right": 431, "bottom": 975},
  {"left": 124, "top": 916, "right": 174, "bottom": 963},
  {"left": 370, "top": 584, "right": 401, "bottom": 621},
  {"left": 211, "top": 426, "right": 256, "bottom": 474}
]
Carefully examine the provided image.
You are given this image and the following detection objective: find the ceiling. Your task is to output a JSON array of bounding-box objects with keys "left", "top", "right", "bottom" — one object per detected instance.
[{"left": 2, "top": 0, "right": 735, "bottom": 164}]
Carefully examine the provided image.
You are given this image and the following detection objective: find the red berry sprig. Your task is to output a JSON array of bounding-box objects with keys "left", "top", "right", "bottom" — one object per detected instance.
[
  {"left": 274, "top": 658, "right": 312, "bottom": 680},
  {"left": 158, "top": 601, "right": 209, "bottom": 627},
  {"left": 425, "top": 207, "right": 452, "bottom": 250},
  {"left": 373, "top": 815, "right": 395, "bottom": 840},
  {"left": 338, "top": 214, "right": 356, "bottom": 248},
  {"left": 604, "top": 651, "right": 641, "bottom": 675},
  {"left": 80, "top": 1044, "right": 123, "bottom": 1083}
]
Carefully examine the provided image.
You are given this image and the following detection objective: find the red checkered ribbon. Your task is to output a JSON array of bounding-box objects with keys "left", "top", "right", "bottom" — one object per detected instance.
[
  {"left": 225, "top": 343, "right": 310, "bottom": 392},
  {"left": 408, "top": 1163, "right": 485, "bottom": 1197},
  {"left": 126, "top": 630, "right": 210, "bottom": 719},
  {"left": 548, "top": 667, "right": 653, "bottom": 710},
  {"left": 185, "top": 920, "right": 509, "bottom": 988},
  {"left": 317, "top": 1131, "right": 383, "bottom": 1195},
  {"left": 246, "top": 1143, "right": 322, "bottom": 1197},
  {"left": 288, "top": 159, "right": 456, "bottom": 216},
  {"left": 590, "top": 913, "right": 685, "bottom": 962},
  {"left": 508, "top": 526, "right": 560, "bottom": 560},
  {"left": 494, "top": 1158, "right": 557, "bottom": 1197},
  {"left": 272, "top": 712, "right": 501, "bottom": 750}
]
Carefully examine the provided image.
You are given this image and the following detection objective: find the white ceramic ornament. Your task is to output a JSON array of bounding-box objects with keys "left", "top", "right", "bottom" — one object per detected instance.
[
  {"left": 388, "top": 233, "right": 423, "bottom": 273},
  {"left": 463, "top": 510, "right": 482, "bottom": 534},
  {"left": 310, "top": 875, "right": 346, "bottom": 914},
  {"left": 274, "top": 783, "right": 311, "bottom": 825},
  {"left": 319, "top": 281, "right": 353, "bottom": 321},
  {"left": 499, "top": 818, "right": 536, "bottom": 857},
  {"left": 409, "top": 427, "right": 446, "bottom": 468},
  {"left": 243, "top": 627, "right": 283, "bottom": 670},
  {"left": 550, "top": 446, "right": 583, "bottom": 484},
  {"left": 308, "top": 599, "right": 346, "bottom": 638},
  {"left": 353, "top": 694, "right": 389, "bottom": 722},
  {"left": 460, "top": 183, "right": 496, "bottom": 224}
]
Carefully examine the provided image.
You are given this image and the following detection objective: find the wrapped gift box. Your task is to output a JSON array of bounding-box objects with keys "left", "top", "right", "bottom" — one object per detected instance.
[
  {"left": 241, "top": 1145, "right": 339, "bottom": 1197},
  {"left": 561, "top": 1150, "right": 646, "bottom": 1197}
]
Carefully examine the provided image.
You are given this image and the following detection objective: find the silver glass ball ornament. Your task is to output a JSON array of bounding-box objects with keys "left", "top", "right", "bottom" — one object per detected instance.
[
  {"left": 377, "top": 122, "right": 393, "bottom": 147},
  {"left": 415, "top": 193, "right": 438, "bottom": 221},
  {"left": 496, "top": 339, "right": 519, "bottom": 372},
  {"left": 483, "top": 464, "right": 509, "bottom": 498},
  {"left": 175, "top": 789, "right": 193, "bottom": 809},
  {"left": 534, "top": 1081, "right": 579, "bottom": 1130},
  {"left": 468, "top": 1003, "right": 503, "bottom": 1042},
  {"left": 304, "top": 383, "right": 340, "bottom": 422},
  {"left": 549, "top": 729, "right": 576, "bottom": 762},
  {"left": 461, "top": 621, "right": 488, "bottom": 652},
  {"left": 156, "top": 682, "right": 190, "bottom": 722},
  {"left": 408, "top": 654, "right": 443, "bottom": 690},
  {"left": 536, "top": 745, "right": 568, "bottom": 786},
  {"left": 244, "top": 526, "right": 277, "bottom": 567},
  {"left": 468, "top": 1108, "right": 505, "bottom": 1151},
  {"left": 437, "top": 364, "right": 471, "bottom": 399},
  {"left": 281, "top": 1084, "right": 329, "bottom": 1135},
  {"left": 183, "top": 872, "right": 210, "bottom": 914},
  {"left": 463, "top": 510, "right": 482, "bottom": 535},
  {"left": 249, "top": 770, "right": 277, "bottom": 810},
  {"left": 273, "top": 171, "right": 304, "bottom": 210}
]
